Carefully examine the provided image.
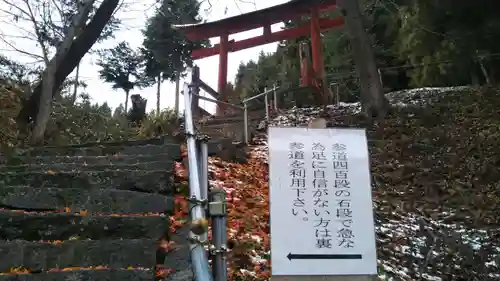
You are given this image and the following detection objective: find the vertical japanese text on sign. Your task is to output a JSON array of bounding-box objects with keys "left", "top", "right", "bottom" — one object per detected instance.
[
  {"left": 289, "top": 142, "right": 308, "bottom": 221},
  {"left": 332, "top": 143, "right": 355, "bottom": 249},
  {"left": 269, "top": 127, "right": 378, "bottom": 276},
  {"left": 311, "top": 142, "right": 332, "bottom": 249}
]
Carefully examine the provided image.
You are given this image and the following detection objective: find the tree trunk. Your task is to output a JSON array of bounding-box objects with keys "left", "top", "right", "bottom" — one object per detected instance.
[
  {"left": 29, "top": 0, "right": 96, "bottom": 144},
  {"left": 72, "top": 62, "right": 81, "bottom": 103},
  {"left": 174, "top": 73, "right": 180, "bottom": 118},
  {"left": 17, "top": 0, "right": 120, "bottom": 125},
  {"left": 337, "top": 0, "right": 388, "bottom": 118},
  {"left": 124, "top": 89, "right": 130, "bottom": 113},
  {"left": 31, "top": 63, "right": 56, "bottom": 144},
  {"left": 156, "top": 73, "right": 162, "bottom": 115},
  {"left": 299, "top": 42, "right": 312, "bottom": 87},
  {"left": 478, "top": 59, "right": 491, "bottom": 85}
]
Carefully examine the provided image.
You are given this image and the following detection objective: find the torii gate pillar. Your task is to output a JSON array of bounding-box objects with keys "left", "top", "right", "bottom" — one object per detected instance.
[
  {"left": 310, "top": 8, "right": 328, "bottom": 103},
  {"left": 218, "top": 34, "right": 229, "bottom": 101}
]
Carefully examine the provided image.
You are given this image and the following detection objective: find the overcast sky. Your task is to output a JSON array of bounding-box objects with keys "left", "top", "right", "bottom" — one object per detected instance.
[{"left": 0, "top": 0, "right": 288, "bottom": 114}]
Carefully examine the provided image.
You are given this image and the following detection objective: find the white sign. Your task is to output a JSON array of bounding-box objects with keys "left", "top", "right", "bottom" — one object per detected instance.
[{"left": 268, "top": 127, "right": 377, "bottom": 276}]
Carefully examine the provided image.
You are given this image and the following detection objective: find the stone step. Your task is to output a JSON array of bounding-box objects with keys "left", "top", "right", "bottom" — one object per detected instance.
[
  {"left": 197, "top": 128, "right": 228, "bottom": 140},
  {"left": 198, "top": 110, "right": 265, "bottom": 124},
  {"left": 14, "top": 143, "right": 181, "bottom": 159},
  {"left": 0, "top": 170, "right": 174, "bottom": 194},
  {"left": 0, "top": 210, "right": 168, "bottom": 240},
  {"left": 0, "top": 269, "right": 153, "bottom": 281},
  {"left": 199, "top": 114, "right": 264, "bottom": 126},
  {"left": 3, "top": 154, "right": 174, "bottom": 166},
  {"left": 199, "top": 116, "right": 244, "bottom": 125},
  {"left": 162, "top": 225, "right": 193, "bottom": 281},
  {"left": 198, "top": 122, "right": 247, "bottom": 141},
  {"left": 1, "top": 161, "right": 174, "bottom": 173},
  {"left": 0, "top": 186, "right": 172, "bottom": 214},
  {"left": 42, "top": 136, "right": 177, "bottom": 148},
  {"left": 0, "top": 239, "right": 157, "bottom": 272},
  {"left": 183, "top": 139, "right": 247, "bottom": 164}
]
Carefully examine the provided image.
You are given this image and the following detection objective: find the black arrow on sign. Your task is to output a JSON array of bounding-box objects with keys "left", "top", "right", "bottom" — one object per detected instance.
[{"left": 287, "top": 253, "right": 362, "bottom": 260}]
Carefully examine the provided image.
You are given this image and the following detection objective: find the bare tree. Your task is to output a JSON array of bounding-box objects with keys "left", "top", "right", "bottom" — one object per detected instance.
[
  {"left": 1, "top": 0, "right": 122, "bottom": 143},
  {"left": 31, "top": 0, "right": 96, "bottom": 143},
  {"left": 0, "top": 0, "right": 54, "bottom": 66}
]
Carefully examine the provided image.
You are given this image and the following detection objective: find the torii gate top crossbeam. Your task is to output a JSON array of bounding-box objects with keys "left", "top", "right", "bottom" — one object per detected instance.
[{"left": 173, "top": 0, "right": 337, "bottom": 41}]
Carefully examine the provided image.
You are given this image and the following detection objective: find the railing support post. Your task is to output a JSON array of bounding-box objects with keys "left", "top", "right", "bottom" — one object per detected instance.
[
  {"left": 334, "top": 83, "right": 340, "bottom": 105},
  {"left": 273, "top": 84, "right": 278, "bottom": 112},
  {"left": 378, "top": 68, "right": 384, "bottom": 89},
  {"left": 191, "top": 66, "right": 201, "bottom": 118},
  {"left": 209, "top": 188, "right": 228, "bottom": 281},
  {"left": 183, "top": 81, "right": 213, "bottom": 281},
  {"left": 243, "top": 103, "right": 249, "bottom": 144},
  {"left": 196, "top": 140, "right": 209, "bottom": 242},
  {"left": 264, "top": 87, "right": 269, "bottom": 121}
]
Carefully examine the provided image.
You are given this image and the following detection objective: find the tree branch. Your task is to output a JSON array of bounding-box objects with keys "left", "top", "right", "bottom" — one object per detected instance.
[
  {"left": 17, "top": 0, "right": 120, "bottom": 124},
  {"left": 1, "top": 0, "right": 31, "bottom": 19},
  {"left": 0, "top": 35, "right": 44, "bottom": 59},
  {"left": 21, "top": 0, "right": 50, "bottom": 65}
]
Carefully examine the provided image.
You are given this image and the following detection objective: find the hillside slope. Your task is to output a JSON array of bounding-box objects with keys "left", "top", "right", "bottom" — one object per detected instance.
[
  {"left": 176, "top": 86, "right": 500, "bottom": 280},
  {"left": 0, "top": 83, "right": 23, "bottom": 151},
  {"left": 0, "top": 83, "right": 134, "bottom": 151}
]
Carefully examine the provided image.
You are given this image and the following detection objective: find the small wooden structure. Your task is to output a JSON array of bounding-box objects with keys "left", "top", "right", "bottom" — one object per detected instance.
[{"left": 175, "top": 0, "right": 344, "bottom": 113}]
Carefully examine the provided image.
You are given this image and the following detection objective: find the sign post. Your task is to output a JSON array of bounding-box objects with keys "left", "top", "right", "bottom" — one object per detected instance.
[{"left": 268, "top": 126, "right": 377, "bottom": 281}]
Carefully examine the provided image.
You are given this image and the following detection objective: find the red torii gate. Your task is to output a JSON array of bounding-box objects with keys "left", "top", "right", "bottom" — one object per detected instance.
[{"left": 175, "top": 0, "right": 344, "bottom": 113}]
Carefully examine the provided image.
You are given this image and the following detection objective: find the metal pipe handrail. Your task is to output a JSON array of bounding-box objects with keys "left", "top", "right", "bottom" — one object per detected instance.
[
  {"left": 241, "top": 86, "right": 278, "bottom": 103},
  {"left": 186, "top": 65, "right": 229, "bottom": 281},
  {"left": 193, "top": 93, "right": 244, "bottom": 110},
  {"left": 264, "top": 87, "right": 269, "bottom": 121},
  {"left": 241, "top": 85, "right": 282, "bottom": 144},
  {"left": 198, "top": 141, "right": 209, "bottom": 243},
  {"left": 183, "top": 80, "right": 213, "bottom": 281}
]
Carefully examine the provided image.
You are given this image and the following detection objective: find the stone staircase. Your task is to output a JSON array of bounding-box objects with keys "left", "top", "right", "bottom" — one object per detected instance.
[
  {"left": 195, "top": 86, "right": 320, "bottom": 145},
  {"left": 192, "top": 110, "right": 268, "bottom": 163},
  {"left": 0, "top": 136, "right": 190, "bottom": 281},
  {"left": 197, "top": 110, "right": 266, "bottom": 143}
]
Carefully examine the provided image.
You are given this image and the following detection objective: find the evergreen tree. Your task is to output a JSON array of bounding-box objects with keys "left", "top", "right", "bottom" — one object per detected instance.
[
  {"left": 96, "top": 42, "right": 146, "bottom": 112},
  {"left": 142, "top": 0, "right": 209, "bottom": 81}
]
